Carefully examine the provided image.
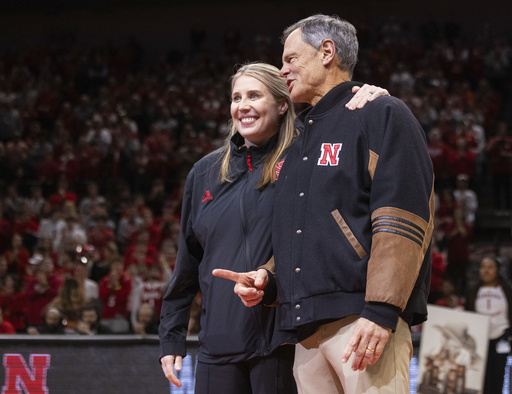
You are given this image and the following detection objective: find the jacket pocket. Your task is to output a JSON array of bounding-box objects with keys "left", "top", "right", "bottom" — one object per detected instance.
[{"left": 331, "top": 209, "right": 367, "bottom": 259}]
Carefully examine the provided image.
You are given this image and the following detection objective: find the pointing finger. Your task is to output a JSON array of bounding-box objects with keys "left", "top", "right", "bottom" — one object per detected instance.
[{"left": 212, "top": 269, "right": 240, "bottom": 282}]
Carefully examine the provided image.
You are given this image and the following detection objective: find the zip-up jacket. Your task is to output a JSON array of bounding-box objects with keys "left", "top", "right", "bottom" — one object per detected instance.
[
  {"left": 271, "top": 82, "right": 435, "bottom": 340},
  {"left": 159, "top": 132, "right": 293, "bottom": 363}
]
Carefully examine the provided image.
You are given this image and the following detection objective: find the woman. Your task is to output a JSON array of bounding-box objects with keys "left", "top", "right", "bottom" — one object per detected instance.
[
  {"left": 48, "top": 276, "right": 85, "bottom": 333},
  {"left": 465, "top": 256, "right": 512, "bottom": 394},
  {"left": 158, "top": 62, "right": 385, "bottom": 393}
]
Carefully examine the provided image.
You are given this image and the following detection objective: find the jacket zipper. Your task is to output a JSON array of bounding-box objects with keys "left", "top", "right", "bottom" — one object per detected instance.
[{"left": 239, "top": 151, "right": 270, "bottom": 357}]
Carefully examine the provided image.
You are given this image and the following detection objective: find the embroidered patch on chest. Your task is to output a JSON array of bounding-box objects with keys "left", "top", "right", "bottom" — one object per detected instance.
[
  {"left": 317, "top": 143, "right": 343, "bottom": 166},
  {"left": 202, "top": 190, "right": 213, "bottom": 203},
  {"left": 275, "top": 159, "right": 285, "bottom": 180}
]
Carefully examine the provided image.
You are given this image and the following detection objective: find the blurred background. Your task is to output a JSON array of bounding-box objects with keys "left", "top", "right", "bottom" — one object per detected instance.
[{"left": 0, "top": 0, "right": 511, "bottom": 392}]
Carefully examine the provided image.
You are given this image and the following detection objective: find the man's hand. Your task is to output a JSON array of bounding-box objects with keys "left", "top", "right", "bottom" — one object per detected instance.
[
  {"left": 161, "top": 355, "right": 183, "bottom": 388},
  {"left": 341, "top": 317, "right": 391, "bottom": 371},
  {"left": 346, "top": 84, "right": 390, "bottom": 110},
  {"left": 212, "top": 268, "right": 268, "bottom": 307}
]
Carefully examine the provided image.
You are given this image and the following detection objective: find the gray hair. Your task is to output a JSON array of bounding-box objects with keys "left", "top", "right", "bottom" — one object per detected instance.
[{"left": 281, "top": 14, "right": 358, "bottom": 78}]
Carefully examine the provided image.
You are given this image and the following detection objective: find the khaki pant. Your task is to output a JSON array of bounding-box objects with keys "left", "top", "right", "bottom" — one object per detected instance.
[{"left": 293, "top": 316, "right": 412, "bottom": 394}]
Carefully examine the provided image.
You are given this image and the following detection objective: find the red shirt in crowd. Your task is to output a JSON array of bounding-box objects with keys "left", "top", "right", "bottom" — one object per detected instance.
[{"left": 98, "top": 268, "right": 132, "bottom": 319}]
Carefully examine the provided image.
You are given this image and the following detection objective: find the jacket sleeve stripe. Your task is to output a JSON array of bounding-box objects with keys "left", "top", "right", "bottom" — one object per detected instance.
[
  {"left": 365, "top": 204, "right": 433, "bottom": 310},
  {"left": 371, "top": 215, "right": 425, "bottom": 236},
  {"left": 372, "top": 221, "right": 424, "bottom": 241},
  {"left": 372, "top": 228, "right": 422, "bottom": 247}
]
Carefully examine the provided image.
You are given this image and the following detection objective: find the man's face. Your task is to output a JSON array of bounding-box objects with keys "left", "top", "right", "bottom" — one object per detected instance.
[{"left": 280, "top": 29, "right": 326, "bottom": 106}]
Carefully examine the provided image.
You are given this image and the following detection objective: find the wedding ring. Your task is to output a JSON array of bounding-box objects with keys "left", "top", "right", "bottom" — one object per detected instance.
[
  {"left": 366, "top": 346, "right": 375, "bottom": 352},
  {"left": 369, "top": 91, "right": 375, "bottom": 95}
]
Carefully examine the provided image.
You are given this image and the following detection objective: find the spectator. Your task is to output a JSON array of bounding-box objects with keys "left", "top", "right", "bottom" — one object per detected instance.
[
  {"left": 123, "top": 228, "right": 158, "bottom": 269},
  {"left": 58, "top": 143, "right": 81, "bottom": 186},
  {"left": 0, "top": 273, "right": 27, "bottom": 333},
  {"left": 25, "top": 256, "right": 64, "bottom": 327},
  {"left": 36, "top": 147, "right": 60, "bottom": 186},
  {"left": 4, "top": 233, "right": 30, "bottom": 279},
  {"left": 158, "top": 239, "right": 177, "bottom": 273},
  {"left": 435, "top": 278, "right": 465, "bottom": 309},
  {"left": 132, "top": 303, "right": 159, "bottom": 335},
  {"left": 12, "top": 203, "right": 39, "bottom": 252},
  {"left": 84, "top": 115, "right": 112, "bottom": 156},
  {"left": 98, "top": 258, "right": 131, "bottom": 333},
  {"left": 485, "top": 121, "right": 512, "bottom": 211},
  {"left": 37, "top": 206, "right": 65, "bottom": 249},
  {"left": 87, "top": 213, "right": 116, "bottom": 256},
  {"left": 76, "top": 303, "right": 112, "bottom": 335},
  {"left": 27, "top": 306, "right": 65, "bottom": 335},
  {"left": 444, "top": 206, "right": 473, "bottom": 296},
  {"left": 78, "top": 181, "right": 106, "bottom": 228},
  {"left": 453, "top": 173, "right": 478, "bottom": 224},
  {"left": 130, "top": 259, "right": 172, "bottom": 327},
  {"left": 73, "top": 259, "right": 99, "bottom": 304},
  {"left": 116, "top": 202, "right": 143, "bottom": 253},
  {"left": 466, "top": 256, "right": 512, "bottom": 394},
  {"left": 49, "top": 177, "right": 77, "bottom": 209},
  {"left": 428, "top": 243, "right": 447, "bottom": 304},
  {"left": 26, "top": 183, "right": 46, "bottom": 219},
  {"left": 448, "top": 136, "right": 477, "bottom": 182},
  {"left": 89, "top": 242, "right": 117, "bottom": 284},
  {"left": 54, "top": 210, "right": 87, "bottom": 256},
  {"left": 427, "top": 127, "right": 454, "bottom": 191},
  {"left": 146, "top": 178, "right": 167, "bottom": 218},
  {"left": 0, "top": 307, "right": 16, "bottom": 334},
  {"left": 48, "top": 277, "right": 85, "bottom": 333}
]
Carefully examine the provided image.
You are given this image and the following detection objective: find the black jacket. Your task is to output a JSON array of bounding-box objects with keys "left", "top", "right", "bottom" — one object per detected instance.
[
  {"left": 159, "top": 133, "right": 293, "bottom": 363},
  {"left": 271, "top": 82, "right": 435, "bottom": 340}
]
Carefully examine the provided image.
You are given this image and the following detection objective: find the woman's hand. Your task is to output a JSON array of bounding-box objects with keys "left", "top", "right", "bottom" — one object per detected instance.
[{"left": 161, "top": 355, "right": 183, "bottom": 388}]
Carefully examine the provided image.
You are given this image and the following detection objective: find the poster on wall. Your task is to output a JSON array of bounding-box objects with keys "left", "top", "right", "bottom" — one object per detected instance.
[{"left": 416, "top": 304, "right": 490, "bottom": 394}]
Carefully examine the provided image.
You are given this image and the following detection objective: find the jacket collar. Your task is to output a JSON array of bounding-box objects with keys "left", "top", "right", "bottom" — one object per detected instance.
[
  {"left": 294, "top": 81, "right": 361, "bottom": 133},
  {"left": 230, "top": 131, "right": 279, "bottom": 162}
]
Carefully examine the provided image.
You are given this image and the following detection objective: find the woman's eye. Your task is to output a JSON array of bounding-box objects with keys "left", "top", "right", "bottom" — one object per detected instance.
[{"left": 250, "top": 93, "right": 260, "bottom": 99}]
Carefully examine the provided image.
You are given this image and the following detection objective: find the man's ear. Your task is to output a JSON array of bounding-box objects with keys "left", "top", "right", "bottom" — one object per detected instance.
[{"left": 320, "top": 39, "right": 336, "bottom": 65}]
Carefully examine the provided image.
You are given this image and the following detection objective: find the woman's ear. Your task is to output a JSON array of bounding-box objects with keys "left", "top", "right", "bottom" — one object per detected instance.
[{"left": 279, "top": 101, "right": 288, "bottom": 115}]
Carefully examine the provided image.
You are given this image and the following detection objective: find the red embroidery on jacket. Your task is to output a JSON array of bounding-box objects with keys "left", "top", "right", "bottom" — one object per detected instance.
[
  {"left": 276, "top": 159, "right": 285, "bottom": 180},
  {"left": 247, "top": 154, "right": 253, "bottom": 171},
  {"left": 202, "top": 190, "right": 213, "bottom": 203}
]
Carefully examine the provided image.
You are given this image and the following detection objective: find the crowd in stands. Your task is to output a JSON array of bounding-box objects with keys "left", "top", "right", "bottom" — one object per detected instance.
[{"left": 0, "top": 17, "right": 511, "bottom": 335}]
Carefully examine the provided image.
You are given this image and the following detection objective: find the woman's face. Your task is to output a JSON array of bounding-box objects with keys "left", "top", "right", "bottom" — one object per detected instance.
[
  {"left": 230, "top": 75, "right": 287, "bottom": 147},
  {"left": 479, "top": 257, "right": 499, "bottom": 286}
]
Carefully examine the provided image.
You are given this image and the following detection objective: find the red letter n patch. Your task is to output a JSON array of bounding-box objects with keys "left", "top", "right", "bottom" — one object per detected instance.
[{"left": 317, "top": 143, "right": 342, "bottom": 166}]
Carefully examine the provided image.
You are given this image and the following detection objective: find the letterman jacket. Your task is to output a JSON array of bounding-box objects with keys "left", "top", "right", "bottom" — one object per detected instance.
[
  {"left": 159, "top": 132, "right": 293, "bottom": 363},
  {"left": 271, "top": 81, "right": 435, "bottom": 339}
]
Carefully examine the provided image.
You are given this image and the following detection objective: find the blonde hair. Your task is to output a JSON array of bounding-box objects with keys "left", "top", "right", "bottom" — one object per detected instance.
[{"left": 219, "top": 62, "right": 297, "bottom": 188}]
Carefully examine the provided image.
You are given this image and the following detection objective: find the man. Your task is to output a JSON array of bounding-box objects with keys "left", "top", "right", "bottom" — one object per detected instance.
[{"left": 214, "top": 14, "right": 434, "bottom": 393}]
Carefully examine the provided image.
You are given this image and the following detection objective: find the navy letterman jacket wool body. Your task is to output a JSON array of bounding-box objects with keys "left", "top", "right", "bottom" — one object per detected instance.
[
  {"left": 159, "top": 132, "right": 293, "bottom": 363},
  {"left": 270, "top": 81, "right": 435, "bottom": 341}
]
